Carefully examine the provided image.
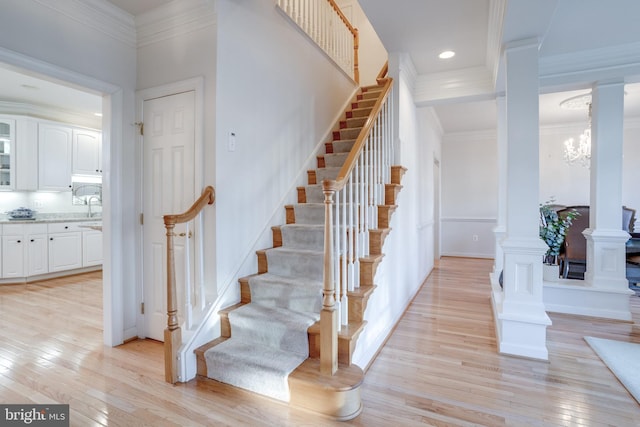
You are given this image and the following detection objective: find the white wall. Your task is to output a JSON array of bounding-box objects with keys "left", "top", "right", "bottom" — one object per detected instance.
[
  {"left": 441, "top": 130, "right": 497, "bottom": 258},
  {"left": 439, "top": 117, "right": 640, "bottom": 258},
  {"left": 214, "top": 0, "right": 357, "bottom": 303},
  {"left": 135, "top": 0, "right": 218, "bottom": 335},
  {"left": 0, "top": 0, "right": 137, "bottom": 346},
  {"left": 353, "top": 53, "right": 440, "bottom": 368}
]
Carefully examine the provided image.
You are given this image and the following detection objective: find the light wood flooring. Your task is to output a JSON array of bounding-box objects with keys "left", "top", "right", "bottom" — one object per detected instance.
[{"left": 1, "top": 258, "right": 639, "bottom": 426}]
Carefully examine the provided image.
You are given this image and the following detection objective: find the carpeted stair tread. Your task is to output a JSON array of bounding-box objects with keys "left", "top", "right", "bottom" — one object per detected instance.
[
  {"left": 204, "top": 339, "right": 307, "bottom": 401},
  {"left": 248, "top": 272, "right": 322, "bottom": 313},
  {"left": 293, "top": 203, "right": 325, "bottom": 224},
  {"left": 265, "top": 247, "right": 324, "bottom": 280},
  {"left": 315, "top": 166, "right": 341, "bottom": 181},
  {"left": 228, "top": 303, "right": 319, "bottom": 355},
  {"left": 322, "top": 152, "right": 349, "bottom": 167},
  {"left": 280, "top": 223, "right": 324, "bottom": 250}
]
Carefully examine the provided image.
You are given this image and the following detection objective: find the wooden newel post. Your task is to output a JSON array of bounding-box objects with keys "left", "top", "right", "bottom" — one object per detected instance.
[
  {"left": 353, "top": 28, "right": 360, "bottom": 85},
  {"left": 164, "top": 221, "right": 181, "bottom": 383},
  {"left": 321, "top": 180, "right": 338, "bottom": 376}
]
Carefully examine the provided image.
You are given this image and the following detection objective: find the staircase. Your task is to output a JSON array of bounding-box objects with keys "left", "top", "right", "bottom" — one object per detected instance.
[{"left": 195, "top": 82, "right": 406, "bottom": 419}]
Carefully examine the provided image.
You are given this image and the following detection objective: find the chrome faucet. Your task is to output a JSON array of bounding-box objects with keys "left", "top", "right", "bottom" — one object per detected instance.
[{"left": 87, "top": 195, "right": 101, "bottom": 218}]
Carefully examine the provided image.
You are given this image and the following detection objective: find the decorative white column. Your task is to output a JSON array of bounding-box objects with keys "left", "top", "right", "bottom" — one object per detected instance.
[
  {"left": 583, "top": 81, "right": 633, "bottom": 319},
  {"left": 492, "top": 39, "right": 551, "bottom": 361},
  {"left": 491, "top": 95, "right": 507, "bottom": 284}
]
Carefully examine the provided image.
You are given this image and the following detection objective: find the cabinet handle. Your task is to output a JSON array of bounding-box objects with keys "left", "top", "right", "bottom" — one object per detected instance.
[
  {"left": 16, "top": 240, "right": 21, "bottom": 243},
  {"left": 64, "top": 226, "right": 69, "bottom": 229},
  {"left": 50, "top": 237, "right": 53, "bottom": 241},
  {"left": 31, "top": 239, "right": 35, "bottom": 242}
]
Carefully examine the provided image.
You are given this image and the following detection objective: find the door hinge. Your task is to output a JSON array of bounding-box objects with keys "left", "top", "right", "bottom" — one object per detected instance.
[
  {"left": 140, "top": 213, "right": 144, "bottom": 225},
  {"left": 141, "top": 302, "right": 145, "bottom": 314},
  {"left": 135, "top": 121, "right": 144, "bottom": 136}
]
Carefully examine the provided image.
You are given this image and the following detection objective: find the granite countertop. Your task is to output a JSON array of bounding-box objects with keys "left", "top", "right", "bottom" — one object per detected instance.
[{"left": 0, "top": 213, "right": 102, "bottom": 224}]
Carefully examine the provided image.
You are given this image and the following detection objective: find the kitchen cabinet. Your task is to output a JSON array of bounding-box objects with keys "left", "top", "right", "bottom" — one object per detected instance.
[
  {"left": 15, "top": 117, "right": 38, "bottom": 191},
  {"left": 0, "top": 117, "right": 16, "bottom": 190},
  {"left": 26, "top": 224, "right": 48, "bottom": 277},
  {"left": 82, "top": 229, "right": 103, "bottom": 267},
  {"left": 38, "top": 123, "right": 72, "bottom": 191},
  {"left": 48, "top": 223, "right": 82, "bottom": 272},
  {"left": 73, "top": 129, "right": 102, "bottom": 176},
  {"left": 2, "top": 224, "right": 25, "bottom": 278}
]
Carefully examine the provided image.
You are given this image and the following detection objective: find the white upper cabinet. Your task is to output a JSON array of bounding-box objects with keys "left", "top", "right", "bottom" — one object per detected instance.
[
  {"left": 73, "top": 129, "right": 102, "bottom": 176},
  {"left": 0, "top": 117, "right": 16, "bottom": 190},
  {"left": 38, "top": 123, "right": 73, "bottom": 191}
]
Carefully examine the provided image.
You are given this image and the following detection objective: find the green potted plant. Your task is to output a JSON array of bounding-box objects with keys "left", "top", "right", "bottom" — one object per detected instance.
[{"left": 539, "top": 200, "right": 579, "bottom": 280}]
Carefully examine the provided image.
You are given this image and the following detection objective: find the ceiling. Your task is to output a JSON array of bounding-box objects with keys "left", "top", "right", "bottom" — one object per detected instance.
[
  {"left": 360, "top": 0, "right": 640, "bottom": 133},
  {"left": 2, "top": 1, "right": 640, "bottom": 134}
]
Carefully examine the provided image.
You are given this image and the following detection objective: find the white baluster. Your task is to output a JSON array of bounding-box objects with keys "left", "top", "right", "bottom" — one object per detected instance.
[
  {"left": 341, "top": 186, "right": 348, "bottom": 326},
  {"left": 334, "top": 183, "right": 342, "bottom": 331}
]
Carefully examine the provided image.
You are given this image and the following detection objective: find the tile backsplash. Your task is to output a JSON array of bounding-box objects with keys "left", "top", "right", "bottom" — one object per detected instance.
[{"left": 0, "top": 191, "right": 102, "bottom": 217}]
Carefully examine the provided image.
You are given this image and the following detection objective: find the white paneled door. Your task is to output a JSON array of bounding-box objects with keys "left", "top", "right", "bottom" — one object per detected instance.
[{"left": 143, "top": 91, "right": 195, "bottom": 341}]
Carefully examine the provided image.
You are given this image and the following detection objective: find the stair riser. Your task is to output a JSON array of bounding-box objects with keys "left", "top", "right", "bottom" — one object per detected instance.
[
  {"left": 333, "top": 128, "right": 361, "bottom": 141},
  {"left": 280, "top": 225, "right": 324, "bottom": 250},
  {"left": 266, "top": 250, "right": 324, "bottom": 281},
  {"left": 319, "top": 152, "right": 349, "bottom": 168},
  {"left": 291, "top": 204, "right": 362, "bottom": 226},
  {"left": 351, "top": 99, "right": 376, "bottom": 109},
  {"left": 349, "top": 108, "right": 373, "bottom": 118},
  {"left": 326, "top": 140, "right": 356, "bottom": 153}
]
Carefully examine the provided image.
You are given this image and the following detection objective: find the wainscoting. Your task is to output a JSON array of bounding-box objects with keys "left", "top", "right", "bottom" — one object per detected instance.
[{"left": 440, "top": 217, "right": 496, "bottom": 258}]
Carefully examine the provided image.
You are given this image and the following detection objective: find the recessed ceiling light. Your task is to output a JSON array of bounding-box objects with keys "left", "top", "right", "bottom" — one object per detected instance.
[
  {"left": 438, "top": 50, "right": 455, "bottom": 59},
  {"left": 94, "top": 112, "right": 103, "bottom": 117}
]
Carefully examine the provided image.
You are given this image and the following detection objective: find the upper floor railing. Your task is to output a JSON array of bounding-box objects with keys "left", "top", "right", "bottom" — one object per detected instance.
[{"left": 276, "top": 0, "right": 360, "bottom": 84}]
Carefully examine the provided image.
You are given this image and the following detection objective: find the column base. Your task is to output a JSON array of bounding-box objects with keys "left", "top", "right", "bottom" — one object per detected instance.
[
  {"left": 494, "top": 237, "right": 551, "bottom": 360},
  {"left": 584, "top": 228, "right": 630, "bottom": 290},
  {"left": 544, "top": 279, "right": 633, "bottom": 321}
]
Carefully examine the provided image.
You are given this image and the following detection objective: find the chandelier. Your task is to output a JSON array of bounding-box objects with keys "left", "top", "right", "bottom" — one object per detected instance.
[{"left": 560, "top": 93, "right": 591, "bottom": 168}]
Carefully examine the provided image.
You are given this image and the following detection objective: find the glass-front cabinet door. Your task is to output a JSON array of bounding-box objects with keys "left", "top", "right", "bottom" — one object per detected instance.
[{"left": 0, "top": 118, "right": 15, "bottom": 189}]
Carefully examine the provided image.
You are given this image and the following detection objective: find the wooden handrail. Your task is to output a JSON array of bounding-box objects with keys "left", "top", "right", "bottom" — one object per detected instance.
[
  {"left": 327, "top": 0, "right": 357, "bottom": 36},
  {"left": 376, "top": 61, "right": 389, "bottom": 82},
  {"left": 164, "top": 185, "right": 215, "bottom": 227},
  {"left": 163, "top": 185, "right": 215, "bottom": 383},
  {"left": 329, "top": 77, "right": 393, "bottom": 191}
]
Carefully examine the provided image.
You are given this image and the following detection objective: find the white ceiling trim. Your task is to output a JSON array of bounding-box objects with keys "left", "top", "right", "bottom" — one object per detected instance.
[
  {"left": 33, "top": 0, "right": 136, "bottom": 48},
  {"left": 0, "top": 101, "right": 101, "bottom": 129},
  {"left": 136, "top": 0, "right": 216, "bottom": 47},
  {"left": 486, "top": 0, "right": 506, "bottom": 85},
  {"left": 414, "top": 66, "right": 494, "bottom": 106},
  {"left": 443, "top": 128, "right": 496, "bottom": 144},
  {"left": 540, "top": 41, "right": 640, "bottom": 88}
]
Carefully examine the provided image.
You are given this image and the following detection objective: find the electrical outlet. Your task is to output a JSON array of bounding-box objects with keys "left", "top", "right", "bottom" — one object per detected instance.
[
  {"left": 34, "top": 200, "right": 44, "bottom": 208},
  {"left": 472, "top": 234, "right": 479, "bottom": 242},
  {"left": 228, "top": 132, "right": 236, "bottom": 152}
]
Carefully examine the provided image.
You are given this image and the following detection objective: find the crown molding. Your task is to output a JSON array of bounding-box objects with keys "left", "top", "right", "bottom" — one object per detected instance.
[
  {"left": 420, "top": 106, "right": 444, "bottom": 137},
  {"left": 443, "top": 129, "right": 497, "bottom": 143},
  {"left": 0, "top": 101, "right": 101, "bottom": 129},
  {"left": 414, "top": 66, "right": 495, "bottom": 106},
  {"left": 398, "top": 53, "right": 417, "bottom": 93},
  {"left": 486, "top": 0, "right": 506, "bottom": 85},
  {"left": 136, "top": 0, "right": 216, "bottom": 47},
  {"left": 33, "top": 0, "right": 136, "bottom": 48},
  {"left": 540, "top": 41, "right": 640, "bottom": 88}
]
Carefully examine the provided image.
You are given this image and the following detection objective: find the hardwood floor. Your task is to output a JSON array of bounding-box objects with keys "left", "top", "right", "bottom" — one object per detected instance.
[{"left": 1, "top": 259, "right": 639, "bottom": 426}]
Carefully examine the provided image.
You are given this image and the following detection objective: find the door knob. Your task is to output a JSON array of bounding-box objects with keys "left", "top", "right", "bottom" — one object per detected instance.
[{"left": 177, "top": 231, "right": 193, "bottom": 238}]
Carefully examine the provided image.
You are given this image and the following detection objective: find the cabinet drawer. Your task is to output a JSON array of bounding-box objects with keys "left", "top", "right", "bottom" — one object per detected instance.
[
  {"left": 26, "top": 223, "right": 47, "bottom": 235},
  {"left": 2, "top": 224, "right": 25, "bottom": 235},
  {"left": 48, "top": 222, "right": 83, "bottom": 233}
]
